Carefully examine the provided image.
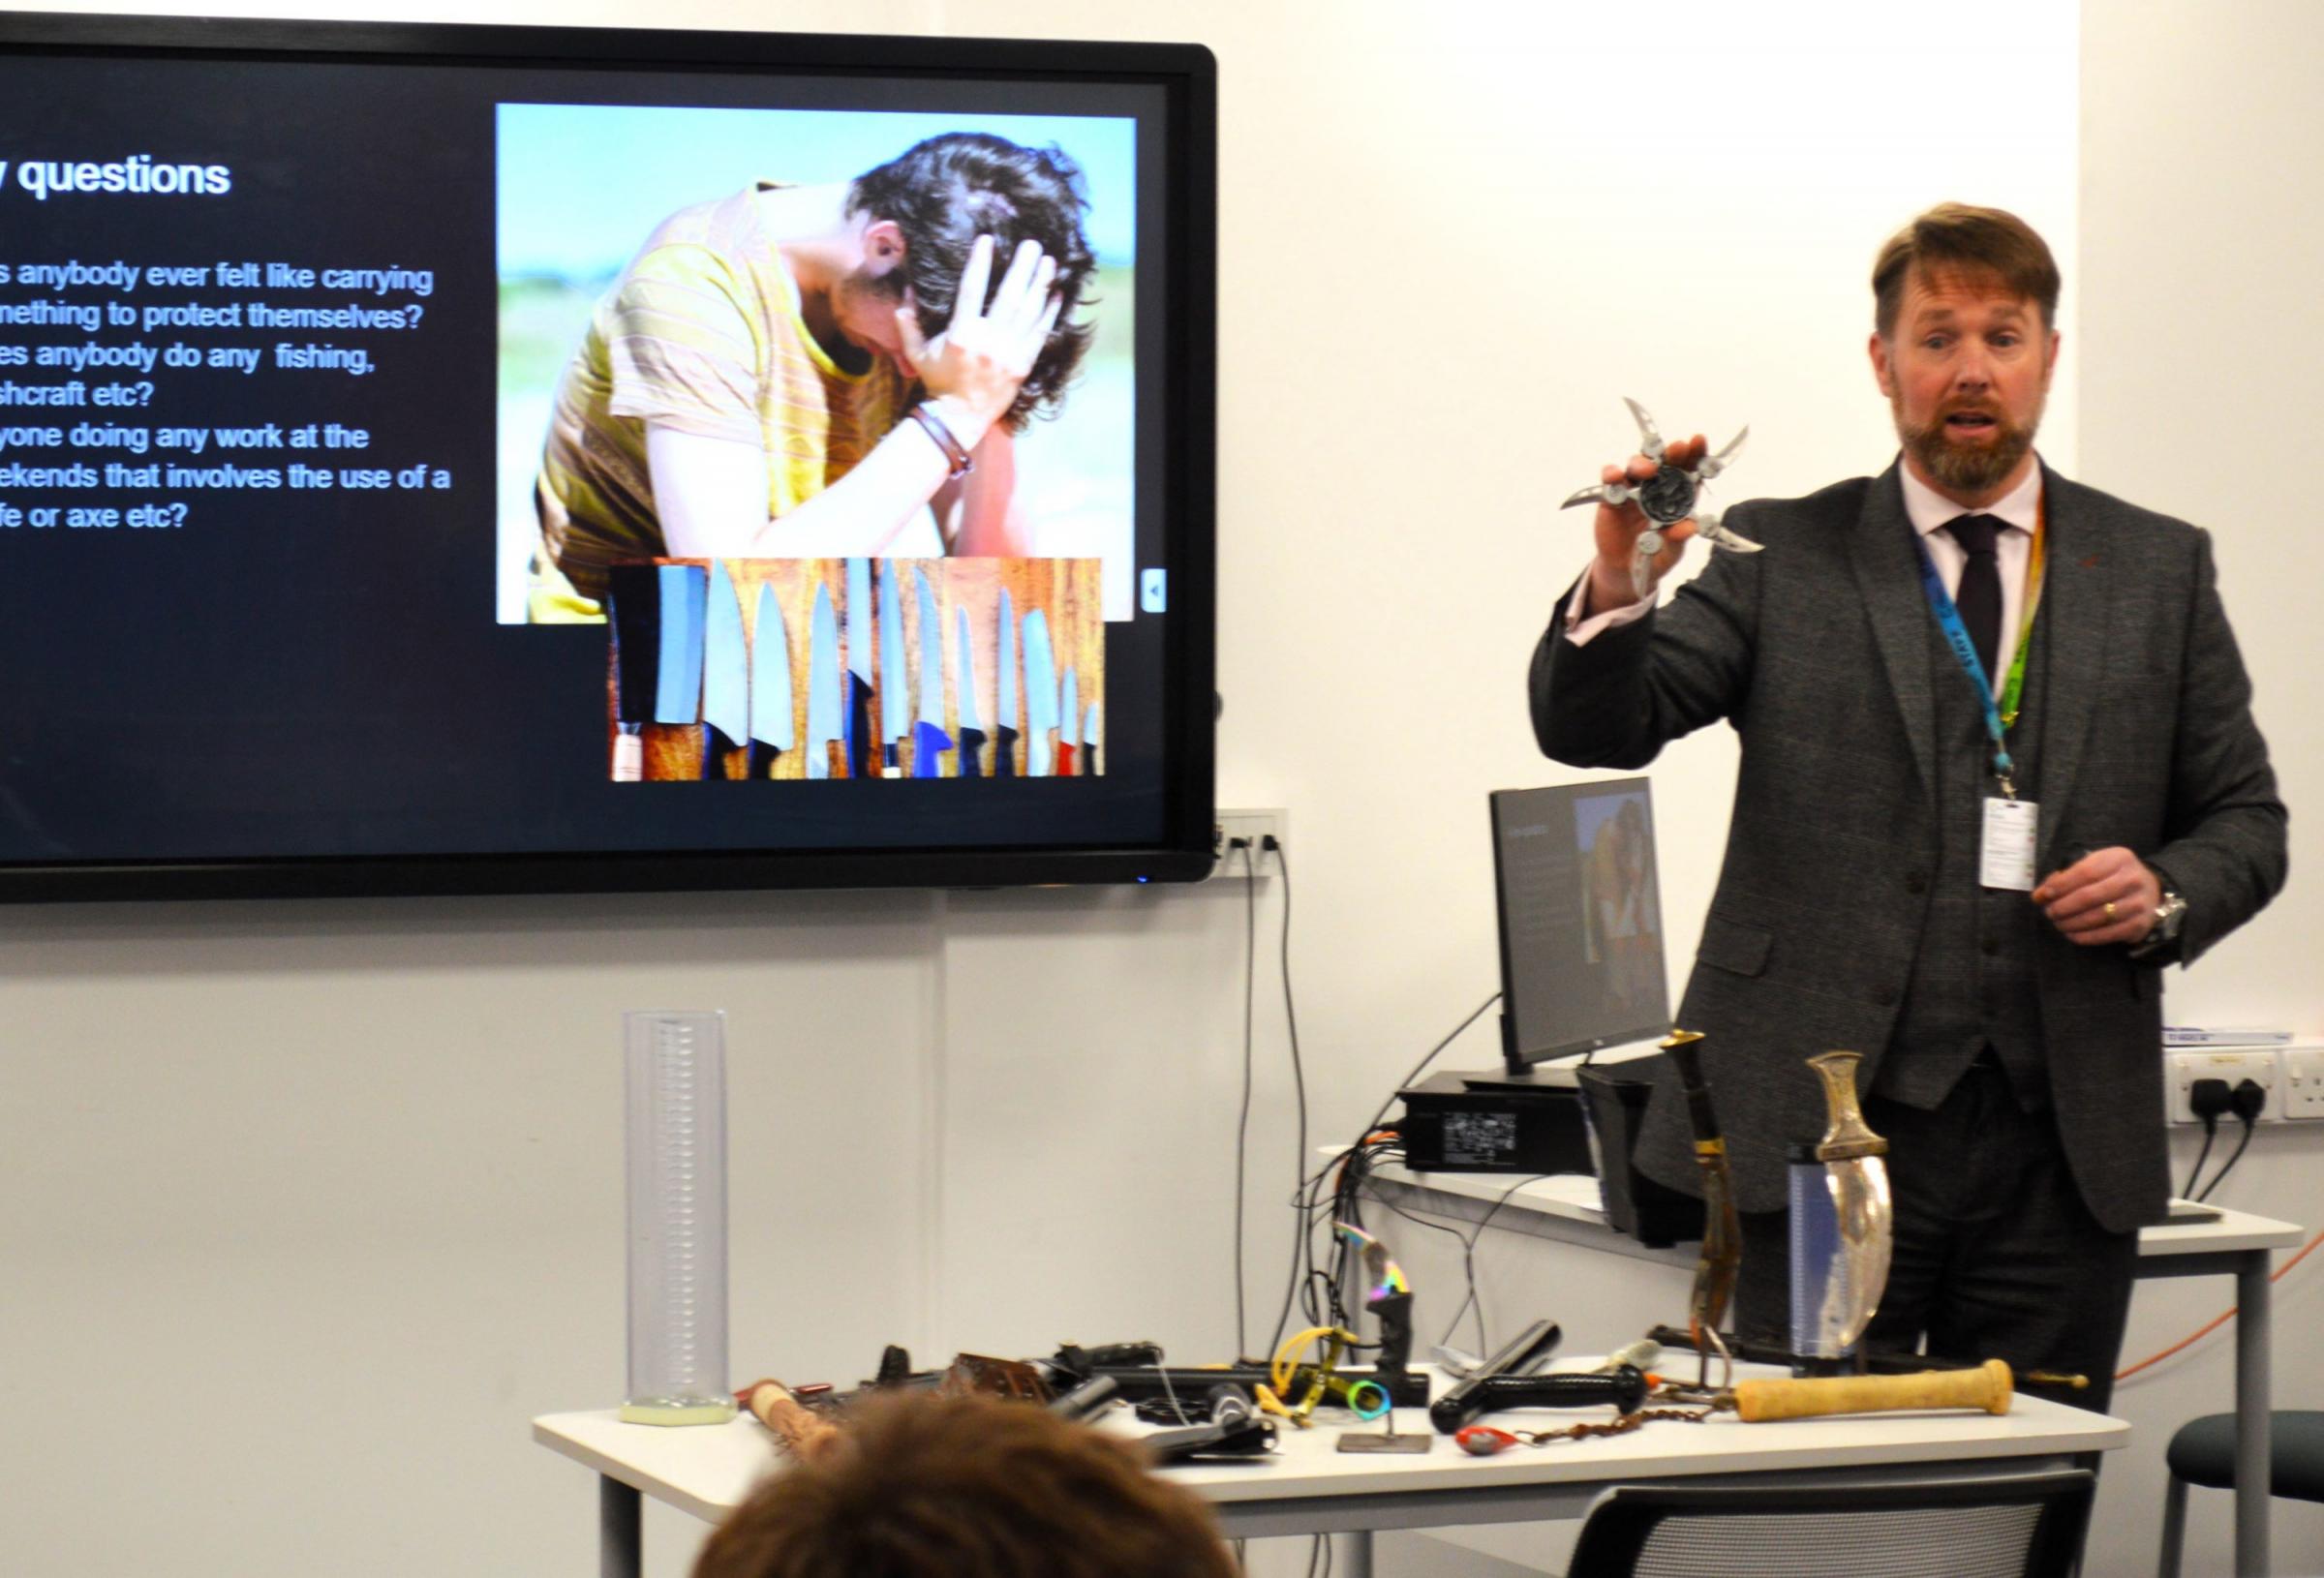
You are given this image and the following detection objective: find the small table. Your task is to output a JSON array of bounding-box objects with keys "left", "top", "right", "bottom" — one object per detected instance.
[
  {"left": 537, "top": 1365, "right": 2125, "bottom": 1577},
  {"left": 1362, "top": 1160, "right": 2301, "bottom": 1578}
]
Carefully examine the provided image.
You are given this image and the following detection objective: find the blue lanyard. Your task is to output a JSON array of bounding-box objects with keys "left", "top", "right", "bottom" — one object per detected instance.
[{"left": 1909, "top": 532, "right": 2017, "bottom": 797}]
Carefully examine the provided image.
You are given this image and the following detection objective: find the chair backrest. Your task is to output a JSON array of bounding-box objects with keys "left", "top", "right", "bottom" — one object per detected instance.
[{"left": 1564, "top": 1470, "right": 2095, "bottom": 1578}]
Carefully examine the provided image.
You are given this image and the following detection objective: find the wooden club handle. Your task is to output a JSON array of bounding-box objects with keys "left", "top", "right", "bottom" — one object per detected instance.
[
  {"left": 741, "top": 1380, "right": 843, "bottom": 1458},
  {"left": 1732, "top": 1358, "right": 2012, "bottom": 1422}
]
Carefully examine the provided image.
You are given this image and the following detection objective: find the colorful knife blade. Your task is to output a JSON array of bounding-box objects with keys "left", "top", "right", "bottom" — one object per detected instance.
[
  {"left": 701, "top": 561, "right": 749, "bottom": 779},
  {"left": 845, "top": 557, "right": 874, "bottom": 779},
  {"left": 749, "top": 580, "right": 793, "bottom": 778},
  {"left": 955, "top": 604, "right": 985, "bottom": 778},
  {"left": 995, "top": 586, "right": 1019, "bottom": 778},
  {"left": 806, "top": 579, "right": 841, "bottom": 780},
  {"left": 1024, "top": 608, "right": 1056, "bottom": 777},
  {"left": 652, "top": 562, "right": 707, "bottom": 725},
  {"left": 879, "top": 560, "right": 908, "bottom": 776},
  {"left": 911, "top": 568, "right": 954, "bottom": 777}
]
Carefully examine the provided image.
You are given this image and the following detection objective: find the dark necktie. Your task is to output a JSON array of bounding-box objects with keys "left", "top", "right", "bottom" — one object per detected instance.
[{"left": 1942, "top": 513, "right": 2003, "bottom": 683}]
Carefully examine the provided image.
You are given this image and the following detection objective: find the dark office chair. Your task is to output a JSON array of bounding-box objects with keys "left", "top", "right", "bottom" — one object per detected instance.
[
  {"left": 1565, "top": 1470, "right": 2095, "bottom": 1578},
  {"left": 2157, "top": 1410, "right": 2324, "bottom": 1578}
]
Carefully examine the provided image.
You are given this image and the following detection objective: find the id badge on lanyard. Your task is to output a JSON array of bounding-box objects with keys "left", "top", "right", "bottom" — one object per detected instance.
[{"left": 1911, "top": 508, "right": 2045, "bottom": 892}]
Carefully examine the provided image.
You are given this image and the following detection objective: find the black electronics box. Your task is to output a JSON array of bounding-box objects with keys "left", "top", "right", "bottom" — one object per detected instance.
[
  {"left": 1575, "top": 1056, "right": 1706, "bottom": 1249},
  {"left": 1396, "top": 1070, "right": 1594, "bottom": 1175}
]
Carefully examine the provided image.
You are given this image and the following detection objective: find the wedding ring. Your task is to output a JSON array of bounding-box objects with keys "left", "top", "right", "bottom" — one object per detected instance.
[{"left": 2103, "top": 900, "right": 2118, "bottom": 920}]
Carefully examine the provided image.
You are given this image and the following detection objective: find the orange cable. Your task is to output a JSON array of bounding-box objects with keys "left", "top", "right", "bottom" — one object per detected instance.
[{"left": 2115, "top": 1223, "right": 2324, "bottom": 1381}]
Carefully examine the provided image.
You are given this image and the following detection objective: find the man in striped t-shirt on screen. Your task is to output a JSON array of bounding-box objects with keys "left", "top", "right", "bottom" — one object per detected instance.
[{"left": 530, "top": 132, "right": 1094, "bottom": 622}]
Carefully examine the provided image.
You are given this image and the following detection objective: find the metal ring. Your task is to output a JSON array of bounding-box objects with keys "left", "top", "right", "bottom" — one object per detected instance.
[{"left": 2103, "top": 900, "right": 2118, "bottom": 920}]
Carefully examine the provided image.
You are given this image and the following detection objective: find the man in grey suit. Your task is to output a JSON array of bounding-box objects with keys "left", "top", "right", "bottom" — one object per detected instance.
[{"left": 1529, "top": 204, "right": 2285, "bottom": 1410}]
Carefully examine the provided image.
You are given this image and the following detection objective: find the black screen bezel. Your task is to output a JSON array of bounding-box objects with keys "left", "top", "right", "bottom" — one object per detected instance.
[{"left": 0, "top": 11, "right": 1217, "bottom": 901}]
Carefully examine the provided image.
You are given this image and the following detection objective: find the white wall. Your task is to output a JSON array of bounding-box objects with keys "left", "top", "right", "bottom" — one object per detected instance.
[
  {"left": 0, "top": 2, "right": 2312, "bottom": 1576},
  {"left": 2080, "top": 6, "right": 2324, "bottom": 1575}
]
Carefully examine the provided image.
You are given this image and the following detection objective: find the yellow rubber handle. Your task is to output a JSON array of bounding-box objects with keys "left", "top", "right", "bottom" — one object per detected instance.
[{"left": 1732, "top": 1358, "right": 2013, "bottom": 1422}]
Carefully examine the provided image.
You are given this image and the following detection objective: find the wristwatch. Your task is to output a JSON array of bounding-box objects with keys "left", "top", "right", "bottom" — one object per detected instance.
[{"left": 2130, "top": 886, "right": 2187, "bottom": 958}]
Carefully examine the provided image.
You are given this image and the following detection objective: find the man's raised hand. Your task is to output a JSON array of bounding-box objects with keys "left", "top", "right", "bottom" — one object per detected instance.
[
  {"left": 1587, "top": 432, "right": 1706, "bottom": 614},
  {"left": 896, "top": 234, "right": 1062, "bottom": 448}
]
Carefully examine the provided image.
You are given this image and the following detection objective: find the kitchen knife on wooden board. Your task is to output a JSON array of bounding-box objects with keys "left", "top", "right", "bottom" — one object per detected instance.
[
  {"left": 879, "top": 560, "right": 908, "bottom": 776},
  {"left": 748, "top": 580, "right": 793, "bottom": 779},
  {"left": 1024, "top": 607, "right": 1056, "bottom": 776},
  {"left": 955, "top": 604, "right": 986, "bottom": 777},
  {"left": 605, "top": 562, "right": 659, "bottom": 782},
  {"left": 1056, "top": 667, "right": 1079, "bottom": 776},
  {"left": 806, "top": 580, "right": 841, "bottom": 780},
  {"left": 700, "top": 561, "right": 749, "bottom": 779},
  {"left": 845, "top": 557, "right": 874, "bottom": 779},
  {"left": 912, "top": 568, "right": 953, "bottom": 777},
  {"left": 653, "top": 562, "right": 707, "bottom": 725},
  {"left": 994, "top": 586, "right": 1019, "bottom": 778}
]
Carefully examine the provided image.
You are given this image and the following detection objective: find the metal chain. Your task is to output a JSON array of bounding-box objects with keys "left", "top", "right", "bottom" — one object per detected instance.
[{"left": 1513, "top": 1406, "right": 1714, "bottom": 1445}]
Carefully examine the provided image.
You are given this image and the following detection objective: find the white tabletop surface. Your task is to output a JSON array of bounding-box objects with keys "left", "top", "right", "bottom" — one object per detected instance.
[
  {"left": 535, "top": 1361, "right": 2126, "bottom": 1525},
  {"left": 1357, "top": 1155, "right": 2304, "bottom": 1259}
]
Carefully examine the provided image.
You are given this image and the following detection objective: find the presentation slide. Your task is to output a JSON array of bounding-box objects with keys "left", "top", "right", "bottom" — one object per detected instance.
[{"left": 0, "top": 42, "right": 1187, "bottom": 877}]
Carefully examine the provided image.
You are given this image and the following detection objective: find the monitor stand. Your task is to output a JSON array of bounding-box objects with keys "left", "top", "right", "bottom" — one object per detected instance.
[{"left": 1459, "top": 1056, "right": 1588, "bottom": 1093}]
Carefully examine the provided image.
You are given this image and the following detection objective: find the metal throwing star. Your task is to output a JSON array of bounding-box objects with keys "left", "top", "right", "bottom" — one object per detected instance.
[{"left": 1561, "top": 398, "right": 1761, "bottom": 597}]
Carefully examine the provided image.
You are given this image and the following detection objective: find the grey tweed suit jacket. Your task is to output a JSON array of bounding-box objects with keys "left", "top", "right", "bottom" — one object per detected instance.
[{"left": 1529, "top": 461, "right": 2286, "bottom": 1233}]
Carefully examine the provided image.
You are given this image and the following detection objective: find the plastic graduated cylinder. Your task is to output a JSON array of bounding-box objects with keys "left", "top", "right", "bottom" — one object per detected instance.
[{"left": 622, "top": 1010, "right": 735, "bottom": 1424}]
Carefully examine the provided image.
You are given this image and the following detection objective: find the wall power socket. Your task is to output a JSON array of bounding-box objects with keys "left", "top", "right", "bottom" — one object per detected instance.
[{"left": 2165, "top": 1048, "right": 2278, "bottom": 1124}]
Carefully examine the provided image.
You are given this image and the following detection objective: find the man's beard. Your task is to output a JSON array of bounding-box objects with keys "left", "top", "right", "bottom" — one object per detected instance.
[{"left": 1895, "top": 396, "right": 2041, "bottom": 497}]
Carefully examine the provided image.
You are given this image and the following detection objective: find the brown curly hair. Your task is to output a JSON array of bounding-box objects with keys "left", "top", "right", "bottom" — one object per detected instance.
[
  {"left": 847, "top": 133, "right": 1099, "bottom": 435},
  {"left": 693, "top": 1391, "right": 1238, "bottom": 1578}
]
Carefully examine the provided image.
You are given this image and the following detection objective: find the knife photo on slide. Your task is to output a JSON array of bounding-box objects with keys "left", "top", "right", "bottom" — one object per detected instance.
[
  {"left": 911, "top": 568, "right": 953, "bottom": 777},
  {"left": 995, "top": 587, "right": 1019, "bottom": 778},
  {"left": 1055, "top": 668, "right": 1079, "bottom": 776},
  {"left": 1082, "top": 701, "right": 1100, "bottom": 775},
  {"left": 748, "top": 580, "right": 793, "bottom": 779},
  {"left": 844, "top": 558, "right": 873, "bottom": 779},
  {"left": 954, "top": 605, "right": 986, "bottom": 777},
  {"left": 806, "top": 579, "right": 841, "bottom": 780},
  {"left": 1806, "top": 1050, "right": 1893, "bottom": 1356},
  {"left": 879, "top": 560, "right": 908, "bottom": 777},
  {"left": 653, "top": 562, "right": 708, "bottom": 728},
  {"left": 1024, "top": 607, "right": 1056, "bottom": 776},
  {"left": 605, "top": 562, "right": 660, "bottom": 782},
  {"left": 700, "top": 561, "right": 749, "bottom": 779}
]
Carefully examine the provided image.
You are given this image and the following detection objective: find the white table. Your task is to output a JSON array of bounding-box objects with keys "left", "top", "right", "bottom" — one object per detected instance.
[
  {"left": 1362, "top": 1159, "right": 2302, "bottom": 1578},
  {"left": 536, "top": 1364, "right": 2125, "bottom": 1577}
]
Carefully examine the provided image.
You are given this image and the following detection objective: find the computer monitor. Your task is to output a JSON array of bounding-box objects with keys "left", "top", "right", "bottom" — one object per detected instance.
[{"left": 1487, "top": 776, "right": 1671, "bottom": 1077}]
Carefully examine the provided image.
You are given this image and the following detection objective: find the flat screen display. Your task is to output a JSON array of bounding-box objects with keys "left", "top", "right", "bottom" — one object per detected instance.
[
  {"left": 1489, "top": 777, "right": 1671, "bottom": 1068},
  {"left": 0, "top": 15, "right": 1215, "bottom": 899}
]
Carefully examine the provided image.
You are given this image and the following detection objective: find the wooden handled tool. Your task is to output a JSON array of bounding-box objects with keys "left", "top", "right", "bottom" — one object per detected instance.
[
  {"left": 1728, "top": 1358, "right": 2012, "bottom": 1422},
  {"left": 739, "top": 1380, "right": 842, "bottom": 1458}
]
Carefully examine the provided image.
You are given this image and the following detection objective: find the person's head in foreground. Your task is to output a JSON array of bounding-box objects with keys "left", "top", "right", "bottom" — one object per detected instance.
[{"left": 692, "top": 1390, "right": 1239, "bottom": 1578}]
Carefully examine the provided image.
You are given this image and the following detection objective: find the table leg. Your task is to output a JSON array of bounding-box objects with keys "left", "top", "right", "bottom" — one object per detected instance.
[
  {"left": 600, "top": 1473, "right": 642, "bottom": 1578},
  {"left": 1331, "top": 1530, "right": 1373, "bottom": 1578},
  {"left": 2234, "top": 1249, "right": 2271, "bottom": 1578}
]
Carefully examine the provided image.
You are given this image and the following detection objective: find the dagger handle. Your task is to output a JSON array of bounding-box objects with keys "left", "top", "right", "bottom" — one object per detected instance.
[
  {"left": 1661, "top": 1028, "right": 1721, "bottom": 1143},
  {"left": 612, "top": 725, "right": 644, "bottom": 783},
  {"left": 702, "top": 726, "right": 741, "bottom": 780},
  {"left": 1807, "top": 1050, "right": 1887, "bottom": 1159},
  {"left": 957, "top": 728, "right": 986, "bottom": 778},
  {"left": 994, "top": 725, "right": 1019, "bottom": 778},
  {"left": 748, "top": 742, "right": 780, "bottom": 779},
  {"left": 1056, "top": 742, "right": 1077, "bottom": 776},
  {"left": 846, "top": 676, "right": 873, "bottom": 779},
  {"left": 1085, "top": 743, "right": 1097, "bottom": 774},
  {"left": 912, "top": 720, "right": 952, "bottom": 778}
]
